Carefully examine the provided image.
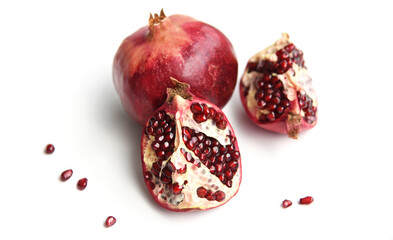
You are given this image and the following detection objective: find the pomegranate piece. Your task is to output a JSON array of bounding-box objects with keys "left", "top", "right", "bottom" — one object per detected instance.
[
  {"left": 45, "top": 144, "right": 55, "bottom": 154},
  {"left": 282, "top": 199, "right": 292, "bottom": 208},
  {"left": 77, "top": 178, "right": 88, "bottom": 190},
  {"left": 299, "top": 196, "right": 314, "bottom": 205},
  {"left": 105, "top": 216, "right": 116, "bottom": 228},
  {"left": 113, "top": 9, "right": 238, "bottom": 125},
  {"left": 141, "top": 78, "right": 242, "bottom": 212},
  {"left": 239, "top": 33, "right": 317, "bottom": 139},
  {"left": 60, "top": 169, "right": 73, "bottom": 181}
]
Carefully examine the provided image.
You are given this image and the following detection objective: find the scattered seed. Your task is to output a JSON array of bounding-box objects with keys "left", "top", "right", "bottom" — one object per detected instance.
[
  {"left": 299, "top": 196, "right": 314, "bottom": 205},
  {"left": 77, "top": 178, "right": 88, "bottom": 190},
  {"left": 60, "top": 169, "right": 73, "bottom": 181},
  {"left": 282, "top": 199, "right": 292, "bottom": 208},
  {"left": 105, "top": 216, "right": 116, "bottom": 228},
  {"left": 45, "top": 144, "right": 55, "bottom": 154}
]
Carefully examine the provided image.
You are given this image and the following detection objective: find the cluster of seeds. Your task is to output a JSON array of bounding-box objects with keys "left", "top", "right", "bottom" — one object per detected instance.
[
  {"left": 248, "top": 43, "right": 305, "bottom": 74},
  {"left": 245, "top": 43, "right": 317, "bottom": 124},
  {"left": 254, "top": 74, "right": 291, "bottom": 122},
  {"left": 145, "top": 167, "right": 187, "bottom": 204},
  {"left": 190, "top": 103, "right": 227, "bottom": 130},
  {"left": 297, "top": 93, "right": 317, "bottom": 124},
  {"left": 182, "top": 127, "right": 240, "bottom": 188},
  {"left": 282, "top": 196, "right": 314, "bottom": 208},
  {"left": 196, "top": 187, "right": 226, "bottom": 202},
  {"left": 146, "top": 110, "right": 176, "bottom": 160},
  {"left": 146, "top": 159, "right": 187, "bottom": 195}
]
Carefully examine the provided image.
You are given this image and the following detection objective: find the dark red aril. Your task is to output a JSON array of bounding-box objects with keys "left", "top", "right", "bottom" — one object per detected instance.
[
  {"left": 60, "top": 169, "right": 73, "bottom": 181},
  {"left": 77, "top": 178, "right": 88, "bottom": 190},
  {"left": 282, "top": 199, "right": 292, "bottom": 208},
  {"left": 299, "top": 196, "right": 314, "bottom": 205},
  {"left": 197, "top": 187, "right": 207, "bottom": 198},
  {"left": 45, "top": 144, "right": 55, "bottom": 154},
  {"left": 105, "top": 216, "right": 116, "bottom": 228}
]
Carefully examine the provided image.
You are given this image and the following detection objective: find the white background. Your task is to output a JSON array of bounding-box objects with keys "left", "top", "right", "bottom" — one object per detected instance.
[{"left": 1, "top": 0, "right": 392, "bottom": 239}]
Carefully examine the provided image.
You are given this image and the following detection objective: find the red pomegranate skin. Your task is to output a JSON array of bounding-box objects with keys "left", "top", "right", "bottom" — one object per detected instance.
[{"left": 113, "top": 13, "right": 238, "bottom": 125}]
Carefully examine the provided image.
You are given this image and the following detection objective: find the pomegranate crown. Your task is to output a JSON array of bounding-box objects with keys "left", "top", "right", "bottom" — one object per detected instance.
[{"left": 149, "top": 9, "right": 166, "bottom": 26}]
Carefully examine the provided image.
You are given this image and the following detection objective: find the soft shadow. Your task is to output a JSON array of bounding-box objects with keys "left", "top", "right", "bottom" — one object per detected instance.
[{"left": 97, "top": 78, "right": 161, "bottom": 211}]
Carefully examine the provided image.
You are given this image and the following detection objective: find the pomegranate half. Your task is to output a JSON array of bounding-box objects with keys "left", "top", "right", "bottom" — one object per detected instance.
[
  {"left": 113, "top": 10, "right": 238, "bottom": 125},
  {"left": 141, "top": 78, "right": 242, "bottom": 211},
  {"left": 239, "top": 33, "right": 317, "bottom": 139}
]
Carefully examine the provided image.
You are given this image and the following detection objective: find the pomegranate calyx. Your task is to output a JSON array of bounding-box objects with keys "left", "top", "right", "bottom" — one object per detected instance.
[
  {"left": 286, "top": 113, "right": 301, "bottom": 139},
  {"left": 166, "top": 77, "right": 193, "bottom": 103},
  {"left": 149, "top": 9, "right": 166, "bottom": 26}
]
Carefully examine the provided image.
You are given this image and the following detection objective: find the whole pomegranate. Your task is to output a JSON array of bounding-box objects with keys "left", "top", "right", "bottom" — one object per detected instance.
[
  {"left": 141, "top": 78, "right": 242, "bottom": 211},
  {"left": 113, "top": 10, "right": 238, "bottom": 125},
  {"left": 239, "top": 33, "right": 317, "bottom": 139}
]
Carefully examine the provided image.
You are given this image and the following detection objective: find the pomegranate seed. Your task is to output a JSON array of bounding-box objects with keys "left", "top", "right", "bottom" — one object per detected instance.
[
  {"left": 105, "top": 216, "right": 116, "bottom": 228},
  {"left": 266, "top": 112, "right": 276, "bottom": 121},
  {"left": 182, "top": 128, "right": 192, "bottom": 139},
  {"left": 151, "top": 141, "right": 160, "bottom": 151},
  {"left": 276, "top": 106, "right": 285, "bottom": 114},
  {"left": 299, "top": 196, "right": 314, "bottom": 205},
  {"left": 148, "top": 181, "right": 155, "bottom": 190},
  {"left": 60, "top": 169, "right": 73, "bottom": 181},
  {"left": 177, "top": 165, "right": 187, "bottom": 174},
  {"left": 217, "top": 174, "right": 225, "bottom": 182},
  {"left": 154, "top": 110, "right": 164, "bottom": 120},
  {"left": 172, "top": 183, "right": 182, "bottom": 195},
  {"left": 255, "top": 80, "right": 264, "bottom": 89},
  {"left": 160, "top": 175, "right": 171, "bottom": 184},
  {"left": 197, "top": 187, "right": 207, "bottom": 198},
  {"left": 212, "top": 112, "right": 223, "bottom": 122},
  {"left": 215, "top": 190, "right": 226, "bottom": 202},
  {"left": 156, "top": 150, "right": 166, "bottom": 159},
  {"left": 227, "top": 161, "right": 238, "bottom": 171},
  {"left": 190, "top": 103, "right": 204, "bottom": 114},
  {"left": 232, "top": 151, "right": 240, "bottom": 160},
  {"left": 161, "top": 167, "right": 172, "bottom": 177},
  {"left": 45, "top": 144, "right": 55, "bottom": 154},
  {"left": 284, "top": 43, "right": 295, "bottom": 52},
  {"left": 208, "top": 107, "right": 216, "bottom": 118},
  {"left": 257, "top": 99, "right": 266, "bottom": 108},
  {"left": 209, "top": 165, "right": 216, "bottom": 174},
  {"left": 77, "top": 178, "right": 88, "bottom": 190},
  {"left": 164, "top": 132, "right": 174, "bottom": 141},
  {"left": 202, "top": 104, "right": 210, "bottom": 116},
  {"left": 194, "top": 114, "right": 207, "bottom": 123},
  {"left": 274, "top": 81, "right": 283, "bottom": 89},
  {"left": 196, "top": 132, "right": 205, "bottom": 142},
  {"left": 216, "top": 120, "right": 227, "bottom": 130},
  {"left": 225, "top": 179, "right": 232, "bottom": 188},
  {"left": 267, "top": 103, "right": 276, "bottom": 111},
  {"left": 215, "top": 163, "right": 223, "bottom": 173},
  {"left": 205, "top": 190, "right": 216, "bottom": 201},
  {"left": 224, "top": 169, "right": 233, "bottom": 179},
  {"left": 282, "top": 199, "right": 292, "bottom": 208},
  {"left": 271, "top": 96, "right": 281, "bottom": 105}
]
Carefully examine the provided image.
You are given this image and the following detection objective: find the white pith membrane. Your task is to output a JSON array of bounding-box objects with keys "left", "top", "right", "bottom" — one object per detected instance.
[
  {"left": 142, "top": 95, "right": 241, "bottom": 211},
  {"left": 240, "top": 33, "right": 317, "bottom": 130}
]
